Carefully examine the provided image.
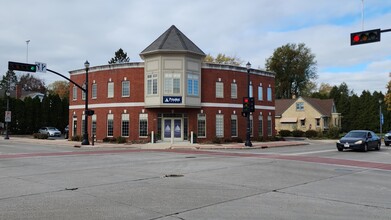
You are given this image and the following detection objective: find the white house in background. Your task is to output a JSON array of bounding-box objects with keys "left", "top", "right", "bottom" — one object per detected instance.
[{"left": 275, "top": 97, "right": 341, "bottom": 132}]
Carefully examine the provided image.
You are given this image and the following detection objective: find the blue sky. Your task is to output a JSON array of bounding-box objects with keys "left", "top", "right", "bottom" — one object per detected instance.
[{"left": 1, "top": 0, "right": 391, "bottom": 94}]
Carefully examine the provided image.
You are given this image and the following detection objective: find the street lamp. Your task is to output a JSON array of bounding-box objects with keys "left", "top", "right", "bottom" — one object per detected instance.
[
  {"left": 245, "top": 62, "right": 252, "bottom": 147},
  {"left": 4, "top": 90, "right": 10, "bottom": 140},
  {"left": 379, "top": 99, "right": 382, "bottom": 142},
  {"left": 81, "top": 60, "right": 90, "bottom": 145}
]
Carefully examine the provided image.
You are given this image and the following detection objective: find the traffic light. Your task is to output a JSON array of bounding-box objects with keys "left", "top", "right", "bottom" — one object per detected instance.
[
  {"left": 85, "top": 110, "right": 95, "bottom": 116},
  {"left": 350, "top": 29, "right": 381, "bottom": 46},
  {"left": 243, "top": 97, "right": 250, "bottom": 113},
  {"left": 8, "top": 61, "right": 37, "bottom": 72},
  {"left": 249, "top": 97, "right": 255, "bottom": 112}
]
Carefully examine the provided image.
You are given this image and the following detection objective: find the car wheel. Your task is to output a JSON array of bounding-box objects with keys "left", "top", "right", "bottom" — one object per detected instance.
[
  {"left": 337, "top": 147, "right": 343, "bottom": 152},
  {"left": 375, "top": 142, "right": 381, "bottom": 151},
  {"left": 386, "top": 142, "right": 390, "bottom": 146},
  {"left": 363, "top": 143, "right": 368, "bottom": 152}
]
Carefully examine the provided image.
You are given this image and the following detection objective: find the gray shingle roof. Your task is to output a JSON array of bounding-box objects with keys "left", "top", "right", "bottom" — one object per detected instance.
[
  {"left": 275, "top": 97, "right": 336, "bottom": 117},
  {"left": 140, "top": 25, "right": 205, "bottom": 57}
]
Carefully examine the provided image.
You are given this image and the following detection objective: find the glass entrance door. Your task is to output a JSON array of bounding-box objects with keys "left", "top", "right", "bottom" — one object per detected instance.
[{"left": 163, "top": 118, "right": 182, "bottom": 141}]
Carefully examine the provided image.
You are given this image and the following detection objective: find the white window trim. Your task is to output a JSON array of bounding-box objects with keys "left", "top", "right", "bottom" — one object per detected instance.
[
  {"left": 216, "top": 82, "right": 224, "bottom": 98},
  {"left": 92, "top": 83, "right": 97, "bottom": 99},
  {"left": 72, "top": 86, "right": 77, "bottom": 100},
  {"left": 216, "top": 114, "right": 224, "bottom": 137},
  {"left": 108, "top": 82, "right": 114, "bottom": 98},
  {"left": 122, "top": 81, "right": 130, "bottom": 97},
  {"left": 231, "top": 83, "right": 237, "bottom": 99}
]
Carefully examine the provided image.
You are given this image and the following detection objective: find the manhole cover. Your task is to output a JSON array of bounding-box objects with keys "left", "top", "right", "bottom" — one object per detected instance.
[
  {"left": 65, "top": 187, "right": 78, "bottom": 191},
  {"left": 164, "top": 174, "right": 184, "bottom": 178}
]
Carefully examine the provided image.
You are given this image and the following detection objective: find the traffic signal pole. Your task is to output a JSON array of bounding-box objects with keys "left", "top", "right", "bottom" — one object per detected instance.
[
  {"left": 46, "top": 69, "right": 86, "bottom": 92},
  {"left": 245, "top": 62, "right": 252, "bottom": 147},
  {"left": 8, "top": 61, "right": 91, "bottom": 145}
]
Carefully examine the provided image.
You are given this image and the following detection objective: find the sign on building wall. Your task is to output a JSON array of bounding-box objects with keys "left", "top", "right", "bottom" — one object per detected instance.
[{"left": 163, "top": 96, "right": 182, "bottom": 104}]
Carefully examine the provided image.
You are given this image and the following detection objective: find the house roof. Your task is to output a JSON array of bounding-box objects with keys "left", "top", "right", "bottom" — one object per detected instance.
[
  {"left": 275, "top": 99, "right": 296, "bottom": 116},
  {"left": 140, "top": 25, "right": 206, "bottom": 57},
  {"left": 275, "top": 97, "right": 335, "bottom": 117},
  {"left": 304, "top": 98, "right": 334, "bottom": 116}
]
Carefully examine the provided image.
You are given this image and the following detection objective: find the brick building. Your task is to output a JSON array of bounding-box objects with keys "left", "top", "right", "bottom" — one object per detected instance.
[{"left": 69, "top": 25, "right": 276, "bottom": 143}]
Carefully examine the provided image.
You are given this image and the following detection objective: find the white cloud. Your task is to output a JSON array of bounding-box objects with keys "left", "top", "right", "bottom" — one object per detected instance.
[{"left": 1, "top": 0, "right": 390, "bottom": 94}]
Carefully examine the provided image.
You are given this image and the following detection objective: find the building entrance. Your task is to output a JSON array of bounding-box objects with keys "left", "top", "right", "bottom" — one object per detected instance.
[
  {"left": 163, "top": 118, "right": 183, "bottom": 141},
  {"left": 158, "top": 113, "right": 188, "bottom": 142}
]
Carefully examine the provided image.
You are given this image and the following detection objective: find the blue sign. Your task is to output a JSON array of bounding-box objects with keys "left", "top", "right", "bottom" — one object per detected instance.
[
  {"left": 381, "top": 113, "right": 384, "bottom": 125},
  {"left": 163, "top": 96, "right": 182, "bottom": 104}
]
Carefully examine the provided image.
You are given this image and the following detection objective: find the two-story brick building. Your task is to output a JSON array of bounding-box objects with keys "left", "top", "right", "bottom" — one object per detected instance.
[{"left": 69, "top": 25, "right": 276, "bottom": 143}]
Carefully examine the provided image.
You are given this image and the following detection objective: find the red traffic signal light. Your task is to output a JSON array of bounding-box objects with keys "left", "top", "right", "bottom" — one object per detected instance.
[
  {"left": 350, "top": 29, "right": 381, "bottom": 46},
  {"left": 243, "top": 97, "right": 250, "bottom": 113},
  {"left": 8, "top": 61, "right": 37, "bottom": 72},
  {"left": 243, "top": 97, "right": 255, "bottom": 113}
]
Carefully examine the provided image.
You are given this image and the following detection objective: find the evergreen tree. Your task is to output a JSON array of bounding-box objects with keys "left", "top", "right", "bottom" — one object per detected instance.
[{"left": 108, "top": 48, "right": 130, "bottom": 64}]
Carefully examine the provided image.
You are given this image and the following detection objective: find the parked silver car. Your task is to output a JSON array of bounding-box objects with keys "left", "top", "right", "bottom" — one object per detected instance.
[
  {"left": 38, "top": 127, "right": 61, "bottom": 137},
  {"left": 384, "top": 131, "right": 391, "bottom": 146}
]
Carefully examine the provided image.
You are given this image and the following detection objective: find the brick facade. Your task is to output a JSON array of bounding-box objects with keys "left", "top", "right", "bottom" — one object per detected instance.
[
  {"left": 69, "top": 63, "right": 275, "bottom": 143},
  {"left": 68, "top": 25, "right": 275, "bottom": 144}
]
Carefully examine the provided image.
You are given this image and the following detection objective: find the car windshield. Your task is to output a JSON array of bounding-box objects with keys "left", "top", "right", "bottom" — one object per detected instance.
[
  {"left": 48, "top": 127, "right": 57, "bottom": 130},
  {"left": 345, "top": 131, "right": 366, "bottom": 138}
]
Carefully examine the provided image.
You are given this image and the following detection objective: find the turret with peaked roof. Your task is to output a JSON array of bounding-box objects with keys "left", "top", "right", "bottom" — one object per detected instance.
[{"left": 140, "top": 25, "right": 205, "bottom": 58}]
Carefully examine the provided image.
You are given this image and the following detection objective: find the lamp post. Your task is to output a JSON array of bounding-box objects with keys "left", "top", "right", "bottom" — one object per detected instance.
[
  {"left": 81, "top": 60, "right": 90, "bottom": 145},
  {"left": 245, "top": 62, "right": 252, "bottom": 147},
  {"left": 4, "top": 90, "right": 10, "bottom": 140},
  {"left": 379, "top": 99, "right": 382, "bottom": 142}
]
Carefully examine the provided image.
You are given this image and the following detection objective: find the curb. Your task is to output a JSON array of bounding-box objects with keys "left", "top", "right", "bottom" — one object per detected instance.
[{"left": 5, "top": 136, "right": 309, "bottom": 150}]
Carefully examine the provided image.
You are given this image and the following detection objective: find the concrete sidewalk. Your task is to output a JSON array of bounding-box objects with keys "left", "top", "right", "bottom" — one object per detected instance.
[{"left": 6, "top": 136, "right": 309, "bottom": 150}]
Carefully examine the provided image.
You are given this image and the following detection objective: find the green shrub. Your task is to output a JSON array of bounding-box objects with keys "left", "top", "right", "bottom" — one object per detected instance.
[
  {"left": 212, "top": 137, "right": 224, "bottom": 144},
  {"left": 71, "top": 135, "right": 82, "bottom": 141},
  {"left": 268, "top": 136, "right": 282, "bottom": 141},
  {"left": 33, "top": 133, "right": 48, "bottom": 139},
  {"left": 257, "top": 136, "right": 265, "bottom": 142},
  {"left": 305, "top": 129, "right": 318, "bottom": 138},
  {"left": 316, "top": 130, "right": 324, "bottom": 138},
  {"left": 231, "top": 137, "right": 243, "bottom": 143},
  {"left": 103, "top": 137, "right": 117, "bottom": 143},
  {"left": 292, "top": 130, "right": 304, "bottom": 137},
  {"left": 116, "top": 136, "right": 127, "bottom": 144},
  {"left": 279, "top": 130, "right": 291, "bottom": 137},
  {"left": 327, "top": 127, "right": 340, "bottom": 139}
]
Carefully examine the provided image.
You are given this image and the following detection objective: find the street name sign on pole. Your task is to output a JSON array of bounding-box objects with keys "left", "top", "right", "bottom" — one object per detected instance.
[
  {"left": 5, "top": 111, "right": 11, "bottom": 123},
  {"left": 35, "top": 62, "right": 47, "bottom": 73}
]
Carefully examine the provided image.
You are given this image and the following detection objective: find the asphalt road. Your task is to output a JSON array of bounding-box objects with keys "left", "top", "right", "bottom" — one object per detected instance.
[{"left": 0, "top": 139, "right": 390, "bottom": 219}]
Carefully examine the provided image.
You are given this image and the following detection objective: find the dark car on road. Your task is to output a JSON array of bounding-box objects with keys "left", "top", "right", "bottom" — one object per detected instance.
[
  {"left": 336, "top": 130, "right": 381, "bottom": 152},
  {"left": 384, "top": 130, "right": 391, "bottom": 146}
]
